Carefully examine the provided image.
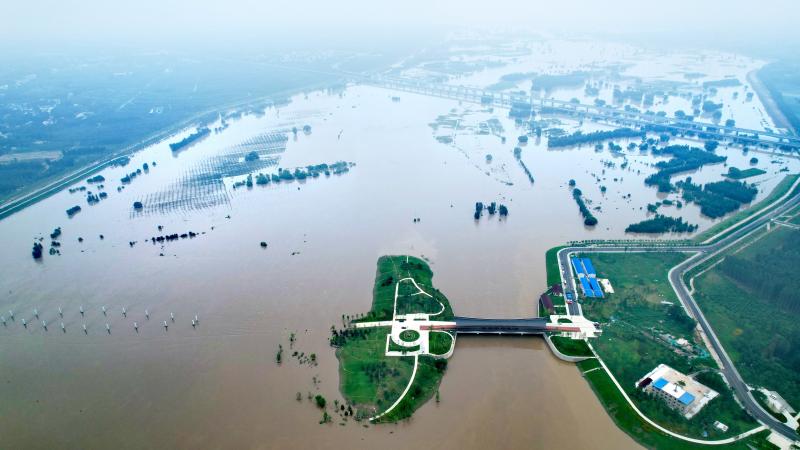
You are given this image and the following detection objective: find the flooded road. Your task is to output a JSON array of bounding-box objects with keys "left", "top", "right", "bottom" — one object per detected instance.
[{"left": 0, "top": 47, "right": 796, "bottom": 448}]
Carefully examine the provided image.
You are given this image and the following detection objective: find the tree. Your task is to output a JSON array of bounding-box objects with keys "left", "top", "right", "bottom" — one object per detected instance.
[
  {"left": 32, "top": 242, "right": 43, "bottom": 259},
  {"left": 133, "top": 201, "right": 143, "bottom": 209},
  {"left": 314, "top": 394, "right": 327, "bottom": 409},
  {"left": 704, "top": 140, "right": 719, "bottom": 152},
  {"left": 750, "top": 157, "right": 759, "bottom": 165},
  {"left": 569, "top": 179, "right": 576, "bottom": 187},
  {"left": 474, "top": 202, "right": 483, "bottom": 220},
  {"left": 498, "top": 205, "right": 509, "bottom": 216}
]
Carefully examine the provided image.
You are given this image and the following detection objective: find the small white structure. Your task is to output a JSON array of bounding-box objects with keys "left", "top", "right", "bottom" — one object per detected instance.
[
  {"left": 598, "top": 278, "right": 615, "bottom": 294},
  {"left": 713, "top": 421, "right": 728, "bottom": 432},
  {"left": 636, "top": 364, "right": 718, "bottom": 419}
]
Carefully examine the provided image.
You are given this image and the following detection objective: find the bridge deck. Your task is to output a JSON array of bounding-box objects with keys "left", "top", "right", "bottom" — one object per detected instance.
[
  {"left": 453, "top": 316, "right": 549, "bottom": 334},
  {"left": 357, "top": 74, "right": 800, "bottom": 150}
]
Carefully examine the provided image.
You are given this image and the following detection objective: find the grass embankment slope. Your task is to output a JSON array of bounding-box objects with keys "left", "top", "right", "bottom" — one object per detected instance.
[
  {"left": 337, "top": 256, "right": 452, "bottom": 422},
  {"left": 551, "top": 335, "right": 593, "bottom": 357},
  {"left": 578, "top": 252, "right": 761, "bottom": 443},
  {"left": 693, "top": 226, "right": 800, "bottom": 408},
  {"left": 542, "top": 246, "right": 568, "bottom": 316}
]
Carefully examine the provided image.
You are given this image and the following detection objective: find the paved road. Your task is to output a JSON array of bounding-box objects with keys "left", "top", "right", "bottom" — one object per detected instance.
[{"left": 557, "top": 191, "right": 800, "bottom": 440}]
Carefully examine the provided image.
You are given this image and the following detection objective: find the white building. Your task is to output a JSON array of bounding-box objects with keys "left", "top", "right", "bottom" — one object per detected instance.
[{"left": 636, "top": 364, "right": 719, "bottom": 419}]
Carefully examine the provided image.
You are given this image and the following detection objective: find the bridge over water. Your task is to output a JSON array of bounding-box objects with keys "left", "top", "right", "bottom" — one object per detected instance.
[
  {"left": 426, "top": 316, "right": 582, "bottom": 335},
  {"left": 351, "top": 73, "right": 800, "bottom": 151}
]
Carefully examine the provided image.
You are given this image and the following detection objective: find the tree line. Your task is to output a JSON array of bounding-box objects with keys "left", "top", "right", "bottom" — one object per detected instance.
[
  {"left": 547, "top": 127, "right": 645, "bottom": 148},
  {"left": 625, "top": 215, "right": 698, "bottom": 234},
  {"left": 572, "top": 188, "right": 598, "bottom": 226}
]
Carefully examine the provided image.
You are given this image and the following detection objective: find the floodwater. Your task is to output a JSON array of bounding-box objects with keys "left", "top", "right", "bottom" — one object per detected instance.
[{"left": 1, "top": 41, "right": 797, "bottom": 449}]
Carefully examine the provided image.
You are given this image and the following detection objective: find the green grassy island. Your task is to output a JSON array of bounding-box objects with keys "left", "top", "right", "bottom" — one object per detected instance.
[{"left": 333, "top": 256, "right": 455, "bottom": 423}]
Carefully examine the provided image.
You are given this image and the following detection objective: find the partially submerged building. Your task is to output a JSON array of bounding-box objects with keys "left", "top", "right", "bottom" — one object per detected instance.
[
  {"left": 539, "top": 293, "right": 555, "bottom": 315},
  {"left": 636, "top": 364, "right": 718, "bottom": 419}
]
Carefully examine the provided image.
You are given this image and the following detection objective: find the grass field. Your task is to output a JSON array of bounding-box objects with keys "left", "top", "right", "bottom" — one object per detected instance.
[
  {"left": 576, "top": 358, "right": 602, "bottom": 372},
  {"left": 550, "top": 336, "right": 593, "bottom": 357},
  {"left": 336, "top": 255, "right": 453, "bottom": 422},
  {"left": 428, "top": 331, "right": 453, "bottom": 356},
  {"left": 583, "top": 368, "right": 776, "bottom": 450},
  {"left": 693, "top": 226, "right": 800, "bottom": 408},
  {"left": 356, "top": 255, "right": 454, "bottom": 323},
  {"left": 376, "top": 356, "right": 448, "bottom": 423},
  {"left": 579, "top": 251, "right": 759, "bottom": 439},
  {"left": 336, "top": 327, "right": 415, "bottom": 417}
]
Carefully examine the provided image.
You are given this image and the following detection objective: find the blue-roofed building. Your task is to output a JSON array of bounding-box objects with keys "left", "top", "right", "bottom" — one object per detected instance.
[
  {"left": 652, "top": 378, "right": 669, "bottom": 389},
  {"left": 582, "top": 258, "right": 597, "bottom": 275},
  {"left": 636, "top": 364, "right": 719, "bottom": 419},
  {"left": 579, "top": 277, "right": 593, "bottom": 297},
  {"left": 571, "top": 257, "right": 586, "bottom": 276},
  {"left": 588, "top": 277, "right": 604, "bottom": 298}
]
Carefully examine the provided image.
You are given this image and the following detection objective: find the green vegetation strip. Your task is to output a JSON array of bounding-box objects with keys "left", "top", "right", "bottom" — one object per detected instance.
[
  {"left": 576, "top": 358, "right": 602, "bottom": 372},
  {"left": 543, "top": 246, "right": 568, "bottom": 313},
  {"left": 545, "top": 246, "right": 566, "bottom": 287}
]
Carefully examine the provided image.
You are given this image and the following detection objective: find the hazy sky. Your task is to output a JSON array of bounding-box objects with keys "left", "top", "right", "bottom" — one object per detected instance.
[{"left": 2, "top": 0, "right": 799, "bottom": 54}]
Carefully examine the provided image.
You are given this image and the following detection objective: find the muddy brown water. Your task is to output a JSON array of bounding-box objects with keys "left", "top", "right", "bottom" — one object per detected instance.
[{"left": 0, "top": 80, "right": 795, "bottom": 449}]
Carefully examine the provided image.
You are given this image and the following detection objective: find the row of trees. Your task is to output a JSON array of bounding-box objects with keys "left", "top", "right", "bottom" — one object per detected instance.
[
  {"left": 474, "top": 202, "right": 509, "bottom": 220},
  {"left": 572, "top": 188, "right": 598, "bottom": 226},
  {"left": 625, "top": 215, "right": 698, "bottom": 234},
  {"left": 169, "top": 127, "right": 210, "bottom": 151},
  {"left": 547, "top": 127, "right": 644, "bottom": 148}
]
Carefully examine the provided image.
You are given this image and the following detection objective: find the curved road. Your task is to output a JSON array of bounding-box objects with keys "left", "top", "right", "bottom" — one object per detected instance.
[{"left": 558, "top": 190, "right": 800, "bottom": 441}]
